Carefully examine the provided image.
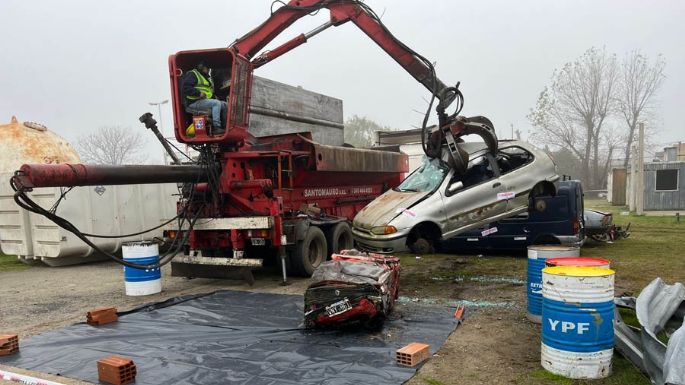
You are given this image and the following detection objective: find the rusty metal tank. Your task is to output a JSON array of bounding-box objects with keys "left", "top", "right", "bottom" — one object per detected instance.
[
  {"left": 0, "top": 116, "right": 176, "bottom": 267},
  {"left": 0, "top": 116, "right": 81, "bottom": 172}
]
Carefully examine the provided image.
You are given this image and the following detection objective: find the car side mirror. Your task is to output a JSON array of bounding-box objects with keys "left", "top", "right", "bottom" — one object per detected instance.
[{"left": 448, "top": 181, "right": 463, "bottom": 194}]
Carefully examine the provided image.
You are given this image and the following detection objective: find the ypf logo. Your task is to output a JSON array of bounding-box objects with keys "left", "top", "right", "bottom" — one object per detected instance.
[{"left": 548, "top": 319, "right": 590, "bottom": 335}]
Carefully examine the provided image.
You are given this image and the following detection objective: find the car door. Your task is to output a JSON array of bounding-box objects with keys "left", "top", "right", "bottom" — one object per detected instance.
[
  {"left": 493, "top": 146, "right": 535, "bottom": 214},
  {"left": 441, "top": 153, "right": 508, "bottom": 238}
]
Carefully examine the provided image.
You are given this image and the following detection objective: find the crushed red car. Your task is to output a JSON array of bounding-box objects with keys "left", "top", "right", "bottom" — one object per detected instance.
[{"left": 304, "top": 249, "right": 401, "bottom": 329}]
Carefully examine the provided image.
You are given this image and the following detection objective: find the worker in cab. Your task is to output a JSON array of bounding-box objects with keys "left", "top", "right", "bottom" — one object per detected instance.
[{"left": 181, "top": 61, "right": 226, "bottom": 135}]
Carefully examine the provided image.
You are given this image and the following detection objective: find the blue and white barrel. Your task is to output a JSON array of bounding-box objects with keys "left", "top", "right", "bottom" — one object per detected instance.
[
  {"left": 541, "top": 266, "right": 615, "bottom": 379},
  {"left": 122, "top": 241, "right": 161, "bottom": 296},
  {"left": 527, "top": 245, "right": 580, "bottom": 323}
]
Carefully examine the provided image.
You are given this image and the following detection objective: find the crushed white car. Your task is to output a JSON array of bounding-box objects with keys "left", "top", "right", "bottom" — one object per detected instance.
[{"left": 352, "top": 140, "right": 559, "bottom": 253}]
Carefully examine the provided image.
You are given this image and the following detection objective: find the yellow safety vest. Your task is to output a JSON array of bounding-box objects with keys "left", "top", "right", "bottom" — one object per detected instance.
[{"left": 186, "top": 69, "right": 213, "bottom": 101}]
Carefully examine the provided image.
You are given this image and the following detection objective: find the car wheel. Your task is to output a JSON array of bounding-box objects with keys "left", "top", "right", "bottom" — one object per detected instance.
[
  {"left": 325, "top": 222, "right": 354, "bottom": 256},
  {"left": 590, "top": 234, "right": 610, "bottom": 242},
  {"left": 290, "top": 226, "right": 328, "bottom": 277},
  {"left": 409, "top": 237, "right": 435, "bottom": 254}
]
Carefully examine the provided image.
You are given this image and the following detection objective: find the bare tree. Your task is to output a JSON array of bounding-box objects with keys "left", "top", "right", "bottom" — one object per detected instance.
[
  {"left": 344, "top": 115, "right": 391, "bottom": 148},
  {"left": 528, "top": 47, "right": 618, "bottom": 188},
  {"left": 76, "top": 126, "right": 148, "bottom": 165},
  {"left": 598, "top": 125, "right": 624, "bottom": 187},
  {"left": 617, "top": 51, "right": 666, "bottom": 168}
]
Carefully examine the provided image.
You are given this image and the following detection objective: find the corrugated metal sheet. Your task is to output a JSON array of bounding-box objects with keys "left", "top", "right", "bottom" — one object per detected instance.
[
  {"left": 643, "top": 162, "right": 685, "bottom": 210},
  {"left": 614, "top": 277, "right": 685, "bottom": 385}
]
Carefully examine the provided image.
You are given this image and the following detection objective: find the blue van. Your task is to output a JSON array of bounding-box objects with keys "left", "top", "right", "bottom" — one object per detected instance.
[{"left": 441, "top": 179, "right": 585, "bottom": 251}]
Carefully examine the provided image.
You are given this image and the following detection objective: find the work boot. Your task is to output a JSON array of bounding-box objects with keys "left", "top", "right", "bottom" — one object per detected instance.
[{"left": 212, "top": 122, "right": 225, "bottom": 136}]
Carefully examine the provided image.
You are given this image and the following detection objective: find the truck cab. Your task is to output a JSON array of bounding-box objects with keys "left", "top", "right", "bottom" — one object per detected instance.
[{"left": 442, "top": 179, "right": 585, "bottom": 252}]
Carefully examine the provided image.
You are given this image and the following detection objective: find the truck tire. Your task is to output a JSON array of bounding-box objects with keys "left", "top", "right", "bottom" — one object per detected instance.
[
  {"left": 326, "top": 222, "right": 354, "bottom": 256},
  {"left": 291, "top": 226, "right": 328, "bottom": 277}
]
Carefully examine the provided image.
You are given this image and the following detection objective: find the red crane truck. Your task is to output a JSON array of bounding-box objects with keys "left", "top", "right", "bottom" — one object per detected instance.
[{"left": 12, "top": 0, "right": 496, "bottom": 281}]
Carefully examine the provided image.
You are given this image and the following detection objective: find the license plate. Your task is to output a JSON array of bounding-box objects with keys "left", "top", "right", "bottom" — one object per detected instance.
[
  {"left": 251, "top": 238, "right": 265, "bottom": 246},
  {"left": 325, "top": 298, "right": 352, "bottom": 317}
]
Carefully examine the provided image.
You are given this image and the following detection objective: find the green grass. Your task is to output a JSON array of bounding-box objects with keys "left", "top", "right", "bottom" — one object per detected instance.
[
  {"left": 582, "top": 199, "right": 684, "bottom": 293},
  {"left": 422, "top": 378, "right": 445, "bottom": 385},
  {"left": 0, "top": 253, "right": 30, "bottom": 272},
  {"left": 519, "top": 356, "right": 649, "bottom": 385}
]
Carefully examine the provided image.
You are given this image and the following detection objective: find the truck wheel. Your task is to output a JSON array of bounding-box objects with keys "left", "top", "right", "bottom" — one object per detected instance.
[
  {"left": 291, "top": 226, "right": 328, "bottom": 277},
  {"left": 326, "top": 222, "right": 354, "bottom": 256}
]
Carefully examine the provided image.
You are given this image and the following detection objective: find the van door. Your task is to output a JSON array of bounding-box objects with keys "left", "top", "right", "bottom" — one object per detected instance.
[{"left": 442, "top": 153, "right": 508, "bottom": 238}]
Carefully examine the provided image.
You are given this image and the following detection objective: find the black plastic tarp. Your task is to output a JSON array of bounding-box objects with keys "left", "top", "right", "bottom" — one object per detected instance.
[{"left": 1, "top": 290, "right": 459, "bottom": 385}]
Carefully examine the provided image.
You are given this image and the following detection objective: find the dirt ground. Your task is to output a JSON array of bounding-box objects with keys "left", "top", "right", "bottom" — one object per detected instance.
[
  {"left": 0, "top": 253, "right": 597, "bottom": 385},
  {"left": 0, "top": 255, "right": 541, "bottom": 385}
]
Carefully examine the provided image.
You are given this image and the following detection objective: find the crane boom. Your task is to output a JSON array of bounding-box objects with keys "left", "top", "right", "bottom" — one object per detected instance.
[
  {"left": 234, "top": 0, "right": 455, "bottom": 109},
  {"left": 168, "top": 0, "right": 496, "bottom": 170}
]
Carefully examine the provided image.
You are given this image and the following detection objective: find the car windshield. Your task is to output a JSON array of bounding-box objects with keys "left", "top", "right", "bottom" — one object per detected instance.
[{"left": 395, "top": 157, "right": 449, "bottom": 192}]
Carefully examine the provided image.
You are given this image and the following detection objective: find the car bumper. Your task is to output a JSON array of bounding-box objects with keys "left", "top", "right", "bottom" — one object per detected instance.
[
  {"left": 556, "top": 235, "right": 585, "bottom": 248},
  {"left": 352, "top": 228, "right": 408, "bottom": 254}
]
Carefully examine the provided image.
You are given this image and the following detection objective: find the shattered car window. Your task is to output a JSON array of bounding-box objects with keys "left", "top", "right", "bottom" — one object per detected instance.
[
  {"left": 395, "top": 157, "right": 448, "bottom": 192},
  {"left": 496, "top": 146, "right": 534, "bottom": 174}
]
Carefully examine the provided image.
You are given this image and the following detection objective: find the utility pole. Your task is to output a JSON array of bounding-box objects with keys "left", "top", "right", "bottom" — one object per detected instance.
[
  {"left": 636, "top": 122, "right": 645, "bottom": 215},
  {"left": 629, "top": 143, "right": 636, "bottom": 212}
]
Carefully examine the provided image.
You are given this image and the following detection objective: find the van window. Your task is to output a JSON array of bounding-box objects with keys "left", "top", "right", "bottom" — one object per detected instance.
[
  {"left": 496, "top": 146, "right": 533, "bottom": 175},
  {"left": 396, "top": 157, "right": 449, "bottom": 192}
]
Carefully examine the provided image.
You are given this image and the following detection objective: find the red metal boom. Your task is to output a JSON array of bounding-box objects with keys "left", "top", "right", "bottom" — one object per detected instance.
[{"left": 234, "top": 0, "right": 452, "bottom": 103}]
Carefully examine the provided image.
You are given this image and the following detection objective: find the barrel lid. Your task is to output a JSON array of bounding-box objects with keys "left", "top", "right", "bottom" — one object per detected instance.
[
  {"left": 546, "top": 257, "right": 610, "bottom": 266},
  {"left": 542, "top": 266, "right": 615, "bottom": 277}
]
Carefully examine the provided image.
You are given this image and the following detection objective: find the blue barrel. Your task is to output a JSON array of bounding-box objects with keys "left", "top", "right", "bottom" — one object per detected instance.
[
  {"left": 527, "top": 245, "right": 580, "bottom": 323},
  {"left": 541, "top": 266, "right": 615, "bottom": 379},
  {"left": 123, "top": 241, "right": 161, "bottom": 296}
]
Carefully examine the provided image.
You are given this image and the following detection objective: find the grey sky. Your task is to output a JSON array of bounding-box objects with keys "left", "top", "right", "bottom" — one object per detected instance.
[{"left": 1, "top": 0, "right": 683, "bottom": 163}]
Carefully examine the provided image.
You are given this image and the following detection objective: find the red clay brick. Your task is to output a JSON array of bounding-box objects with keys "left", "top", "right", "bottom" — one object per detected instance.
[
  {"left": 97, "top": 355, "right": 137, "bottom": 385},
  {"left": 87, "top": 307, "right": 118, "bottom": 326},
  {"left": 0, "top": 334, "right": 19, "bottom": 356},
  {"left": 396, "top": 342, "right": 430, "bottom": 367}
]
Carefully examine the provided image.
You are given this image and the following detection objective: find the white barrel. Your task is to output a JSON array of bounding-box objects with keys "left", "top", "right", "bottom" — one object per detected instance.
[
  {"left": 122, "top": 242, "right": 161, "bottom": 296},
  {"left": 541, "top": 266, "right": 615, "bottom": 379}
]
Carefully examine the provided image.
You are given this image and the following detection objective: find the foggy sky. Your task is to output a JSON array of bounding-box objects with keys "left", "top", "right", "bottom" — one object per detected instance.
[{"left": 1, "top": 0, "right": 683, "bottom": 163}]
